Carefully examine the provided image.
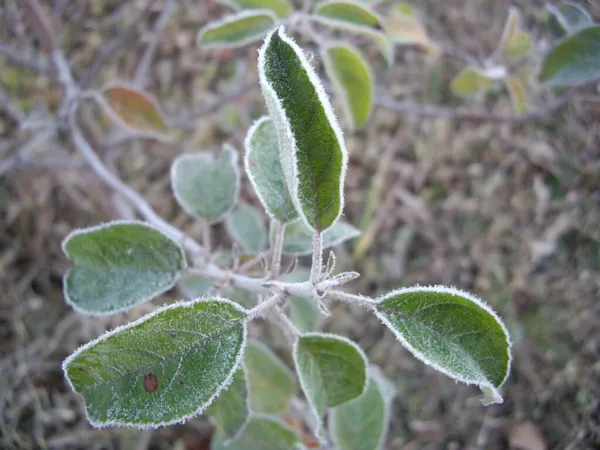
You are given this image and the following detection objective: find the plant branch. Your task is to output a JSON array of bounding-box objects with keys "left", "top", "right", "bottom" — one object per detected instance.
[
  {"left": 310, "top": 231, "right": 323, "bottom": 284},
  {"left": 269, "top": 220, "right": 285, "bottom": 279},
  {"left": 133, "top": 0, "right": 176, "bottom": 88}
]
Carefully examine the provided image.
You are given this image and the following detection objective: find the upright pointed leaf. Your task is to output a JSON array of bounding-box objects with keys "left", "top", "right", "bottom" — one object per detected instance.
[
  {"left": 102, "top": 85, "right": 171, "bottom": 141},
  {"left": 171, "top": 146, "right": 240, "bottom": 224},
  {"left": 212, "top": 414, "right": 299, "bottom": 450},
  {"left": 207, "top": 367, "right": 249, "bottom": 441},
  {"left": 375, "top": 286, "right": 511, "bottom": 404},
  {"left": 322, "top": 44, "right": 373, "bottom": 130},
  {"left": 540, "top": 26, "right": 600, "bottom": 86},
  {"left": 244, "top": 117, "right": 299, "bottom": 224},
  {"left": 197, "top": 10, "right": 277, "bottom": 49},
  {"left": 62, "top": 221, "right": 186, "bottom": 315},
  {"left": 219, "top": 0, "right": 293, "bottom": 18},
  {"left": 293, "top": 333, "right": 367, "bottom": 438},
  {"left": 63, "top": 298, "right": 247, "bottom": 427},
  {"left": 547, "top": 2, "right": 593, "bottom": 36},
  {"left": 258, "top": 27, "right": 348, "bottom": 232},
  {"left": 313, "top": 1, "right": 393, "bottom": 64},
  {"left": 280, "top": 219, "right": 360, "bottom": 256},
  {"left": 245, "top": 340, "right": 297, "bottom": 415},
  {"left": 226, "top": 203, "right": 268, "bottom": 253},
  {"left": 450, "top": 67, "right": 495, "bottom": 97},
  {"left": 498, "top": 7, "right": 531, "bottom": 63},
  {"left": 505, "top": 76, "right": 528, "bottom": 114},
  {"left": 329, "top": 367, "right": 395, "bottom": 450}
]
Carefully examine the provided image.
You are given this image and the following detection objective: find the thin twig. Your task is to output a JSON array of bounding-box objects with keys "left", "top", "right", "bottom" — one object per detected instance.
[
  {"left": 201, "top": 220, "right": 212, "bottom": 256},
  {"left": 133, "top": 0, "right": 176, "bottom": 88},
  {"left": 0, "top": 130, "right": 56, "bottom": 177},
  {"left": 269, "top": 220, "right": 285, "bottom": 279},
  {"left": 19, "top": 0, "right": 56, "bottom": 55},
  {"left": 310, "top": 231, "right": 323, "bottom": 284}
]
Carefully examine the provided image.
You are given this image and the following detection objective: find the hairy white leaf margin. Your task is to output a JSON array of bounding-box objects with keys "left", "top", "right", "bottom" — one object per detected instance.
[
  {"left": 258, "top": 26, "right": 348, "bottom": 232},
  {"left": 292, "top": 331, "right": 368, "bottom": 441},
  {"left": 374, "top": 285, "right": 512, "bottom": 404},
  {"left": 328, "top": 365, "right": 394, "bottom": 450},
  {"left": 197, "top": 9, "right": 278, "bottom": 49},
  {"left": 243, "top": 116, "right": 293, "bottom": 223},
  {"left": 321, "top": 42, "right": 374, "bottom": 131},
  {"left": 315, "top": 0, "right": 382, "bottom": 23},
  {"left": 62, "top": 296, "right": 248, "bottom": 429},
  {"left": 170, "top": 145, "right": 241, "bottom": 224},
  {"left": 61, "top": 220, "right": 187, "bottom": 317},
  {"left": 98, "top": 82, "right": 174, "bottom": 142}
]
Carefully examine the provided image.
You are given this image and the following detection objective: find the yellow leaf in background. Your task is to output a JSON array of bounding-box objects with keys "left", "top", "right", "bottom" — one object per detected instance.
[
  {"left": 384, "top": 3, "right": 437, "bottom": 54},
  {"left": 499, "top": 7, "right": 531, "bottom": 63},
  {"left": 505, "top": 76, "right": 528, "bottom": 114},
  {"left": 102, "top": 85, "right": 171, "bottom": 140},
  {"left": 450, "top": 67, "right": 494, "bottom": 97}
]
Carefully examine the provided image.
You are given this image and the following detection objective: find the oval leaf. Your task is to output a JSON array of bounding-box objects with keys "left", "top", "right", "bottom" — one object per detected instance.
[
  {"left": 498, "top": 7, "right": 531, "bottom": 63},
  {"left": 244, "top": 117, "right": 299, "bottom": 224},
  {"left": 375, "top": 286, "right": 511, "bottom": 404},
  {"left": 207, "top": 367, "right": 249, "bottom": 442},
  {"left": 219, "top": 0, "right": 293, "bottom": 18},
  {"left": 62, "top": 298, "right": 247, "bottom": 427},
  {"left": 171, "top": 146, "right": 240, "bottom": 224},
  {"left": 179, "top": 273, "right": 214, "bottom": 299},
  {"left": 293, "top": 333, "right": 367, "bottom": 438},
  {"left": 280, "top": 219, "right": 360, "bottom": 256},
  {"left": 62, "top": 221, "right": 186, "bottom": 315},
  {"left": 322, "top": 44, "right": 373, "bottom": 130},
  {"left": 258, "top": 27, "right": 348, "bottom": 232},
  {"left": 102, "top": 85, "right": 171, "bottom": 140},
  {"left": 540, "top": 26, "right": 600, "bottom": 86},
  {"left": 547, "top": 2, "right": 593, "bottom": 36},
  {"left": 384, "top": 4, "right": 434, "bottom": 50},
  {"left": 313, "top": 2, "right": 393, "bottom": 65},
  {"left": 245, "top": 340, "right": 297, "bottom": 415},
  {"left": 450, "top": 66, "right": 495, "bottom": 97},
  {"left": 212, "top": 414, "right": 299, "bottom": 450},
  {"left": 197, "top": 10, "right": 277, "bottom": 49},
  {"left": 328, "top": 369, "right": 393, "bottom": 450},
  {"left": 226, "top": 203, "right": 268, "bottom": 254}
]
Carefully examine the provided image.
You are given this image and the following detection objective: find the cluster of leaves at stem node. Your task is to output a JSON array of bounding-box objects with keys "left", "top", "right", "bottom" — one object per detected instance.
[{"left": 62, "top": 25, "right": 512, "bottom": 450}]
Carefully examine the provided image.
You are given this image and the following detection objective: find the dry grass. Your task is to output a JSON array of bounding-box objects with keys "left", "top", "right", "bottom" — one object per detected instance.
[{"left": 1, "top": 0, "right": 599, "bottom": 449}]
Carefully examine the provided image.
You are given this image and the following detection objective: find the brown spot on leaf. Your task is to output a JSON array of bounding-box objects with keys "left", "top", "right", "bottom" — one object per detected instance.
[
  {"left": 143, "top": 373, "right": 159, "bottom": 393},
  {"left": 179, "top": 380, "right": 185, "bottom": 388},
  {"left": 168, "top": 330, "right": 177, "bottom": 337}
]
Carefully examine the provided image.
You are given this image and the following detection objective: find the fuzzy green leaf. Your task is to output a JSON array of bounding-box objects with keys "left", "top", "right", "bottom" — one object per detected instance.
[
  {"left": 258, "top": 27, "right": 348, "bottom": 232},
  {"left": 244, "top": 117, "right": 299, "bottom": 224},
  {"left": 375, "top": 286, "right": 511, "bottom": 404},
  {"left": 207, "top": 367, "right": 249, "bottom": 441},
  {"left": 245, "top": 340, "right": 297, "bottom": 415},
  {"left": 219, "top": 0, "right": 293, "bottom": 18},
  {"left": 313, "top": 2, "right": 393, "bottom": 65},
  {"left": 63, "top": 298, "right": 247, "bottom": 427},
  {"left": 323, "top": 44, "right": 373, "bottom": 130},
  {"left": 281, "top": 219, "right": 360, "bottom": 256},
  {"left": 62, "top": 221, "right": 186, "bottom": 315},
  {"left": 329, "top": 368, "right": 394, "bottom": 450},
  {"left": 197, "top": 10, "right": 277, "bottom": 49},
  {"left": 171, "top": 146, "right": 240, "bottom": 224},
  {"left": 540, "top": 26, "right": 600, "bottom": 86},
  {"left": 226, "top": 203, "right": 268, "bottom": 254},
  {"left": 450, "top": 67, "right": 495, "bottom": 97},
  {"left": 548, "top": 2, "right": 593, "bottom": 36},
  {"left": 294, "top": 333, "right": 367, "bottom": 438},
  {"left": 212, "top": 414, "right": 299, "bottom": 450}
]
